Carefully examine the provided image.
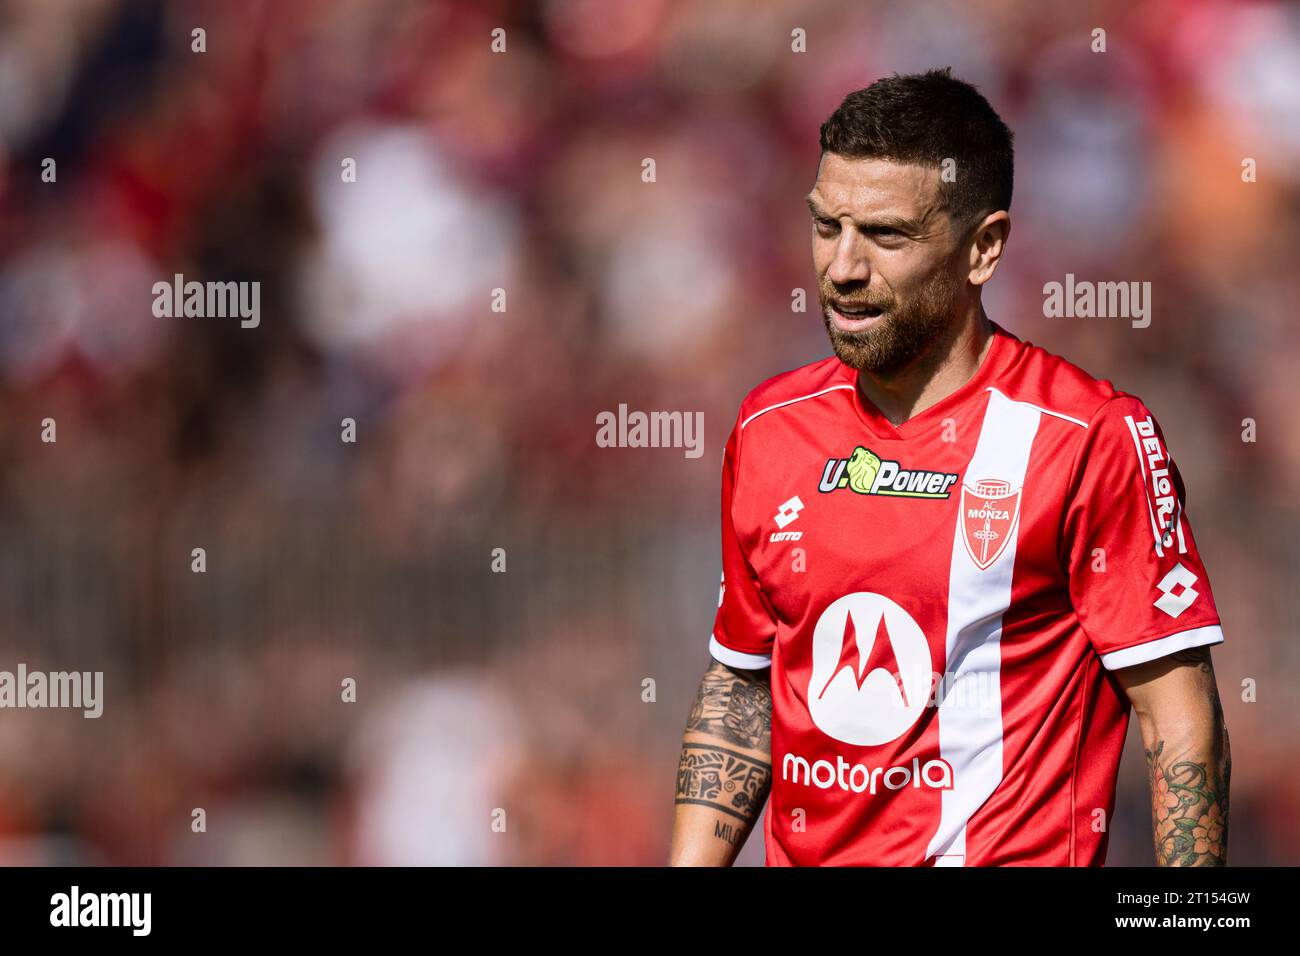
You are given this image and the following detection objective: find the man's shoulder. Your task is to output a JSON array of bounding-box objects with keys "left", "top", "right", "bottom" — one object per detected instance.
[
  {"left": 998, "top": 328, "right": 1143, "bottom": 428},
  {"left": 734, "top": 354, "right": 850, "bottom": 431}
]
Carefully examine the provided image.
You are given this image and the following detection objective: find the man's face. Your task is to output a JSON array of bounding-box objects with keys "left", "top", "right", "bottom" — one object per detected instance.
[{"left": 808, "top": 153, "right": 969, "bottom": 374}]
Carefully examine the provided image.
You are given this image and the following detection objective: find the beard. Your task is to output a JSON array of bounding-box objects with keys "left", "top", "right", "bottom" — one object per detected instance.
[{"left": 819, "top": 269, "right": 962, "bottom": 376}]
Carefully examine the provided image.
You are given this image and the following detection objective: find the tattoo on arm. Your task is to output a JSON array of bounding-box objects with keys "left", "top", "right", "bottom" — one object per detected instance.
[
  {"left": 1143, "top": 654, "right": 1231, "bottom": 866},
  {"left": 684, "top": 660, "right": 773, "bottom": 750},
  {"left": 676, "top": 661, "right": 773, "bottom": 834},
  {"left": 676, "top": 743, "right": 771, "bottom": 822},
  {"left": 713, "top": 819, "right": 744, "bottom": 847}
]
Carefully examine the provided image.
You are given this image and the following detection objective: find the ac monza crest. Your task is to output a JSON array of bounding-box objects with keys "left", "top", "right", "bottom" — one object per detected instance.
[{"left": 960, "top": 479, "right": 1022, "bottom": 570}]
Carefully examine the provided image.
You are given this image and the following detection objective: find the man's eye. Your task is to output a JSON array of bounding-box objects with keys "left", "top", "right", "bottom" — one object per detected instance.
[{"left": 815, "top": 218, "right": 839, "bottom": 233}]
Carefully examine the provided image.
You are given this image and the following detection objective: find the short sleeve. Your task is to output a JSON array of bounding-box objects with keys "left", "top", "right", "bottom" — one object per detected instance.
[
  {"left": 1063, "top": 396, "right": 1224, "bottom": 670},
  {"left": 708, "top": 409, "right": 777, "bottom": 669}
]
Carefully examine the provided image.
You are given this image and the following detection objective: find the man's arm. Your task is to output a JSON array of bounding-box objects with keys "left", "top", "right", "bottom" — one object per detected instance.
[
  {"left": 1115, "top": 646, "right": 1231, "bottom": 866},
  {"left": 669, "top": 658, "right": 773, "bottom": 866}
]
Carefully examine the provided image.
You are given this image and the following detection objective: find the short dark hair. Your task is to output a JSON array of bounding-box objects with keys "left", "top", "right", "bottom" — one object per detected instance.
[{"left": 818, "top": 68, "right": 1014, "bottom": 226}]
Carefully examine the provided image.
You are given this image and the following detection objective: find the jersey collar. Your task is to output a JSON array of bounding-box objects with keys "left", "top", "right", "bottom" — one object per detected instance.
[{"left": 837, "top": 319, "right": 1019, "bottom": 442}]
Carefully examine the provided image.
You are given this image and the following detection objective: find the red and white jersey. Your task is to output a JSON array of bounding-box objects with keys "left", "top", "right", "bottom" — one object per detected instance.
[{"left": 709, "top": 320, "right": 1224, "bottom": 866}]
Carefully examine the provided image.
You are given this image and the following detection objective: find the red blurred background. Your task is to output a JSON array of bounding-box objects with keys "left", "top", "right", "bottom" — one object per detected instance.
[{"left": 0, "top": 0, "right": 1295, "bottom": 865}]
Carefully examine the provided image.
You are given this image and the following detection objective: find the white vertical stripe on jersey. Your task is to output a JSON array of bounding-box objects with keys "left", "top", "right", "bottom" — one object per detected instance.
[{"left": 925, "top": 388, "right": 1042, "bottom": 866}]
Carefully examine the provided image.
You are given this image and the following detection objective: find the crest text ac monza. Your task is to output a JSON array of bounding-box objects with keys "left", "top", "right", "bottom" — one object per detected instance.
[{"left": 960, "top": 478, "right": 1022, "bottom": 570}]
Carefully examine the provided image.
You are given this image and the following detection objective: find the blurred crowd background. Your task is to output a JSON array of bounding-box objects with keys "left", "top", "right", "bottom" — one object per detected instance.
[{"left": 0, "top": 0, "right": 1296, "bottom": 866}]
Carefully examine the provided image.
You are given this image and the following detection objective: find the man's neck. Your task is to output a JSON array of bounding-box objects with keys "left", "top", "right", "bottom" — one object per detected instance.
[{"left": 857, "top": 308, "right": 995, "bottom": 428}]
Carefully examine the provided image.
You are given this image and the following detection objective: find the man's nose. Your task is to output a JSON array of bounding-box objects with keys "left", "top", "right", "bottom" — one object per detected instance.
[{"left": 827, "top": 232, "right": 871, "bottom": 287}]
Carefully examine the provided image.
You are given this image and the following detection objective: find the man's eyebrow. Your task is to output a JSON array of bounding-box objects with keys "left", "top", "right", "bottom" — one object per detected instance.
[
  {"left": 805, "top": 196, "right": 926, "bottom": 233},
  {"left": 805, "top": 195, "right": 839, "bottom": 219}
]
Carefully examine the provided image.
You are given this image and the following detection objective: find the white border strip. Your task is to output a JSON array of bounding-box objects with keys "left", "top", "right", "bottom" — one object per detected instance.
[
  {"left": 741, "top": 385, "right": 854, "bottom": 430},
  {"left": 709, "top": 635, "right": 772, "bottom": 670},
  {"left": 1099, "top": 624, "right": 1224, "bottom": 671},
  {"left": 985, "top": 386, "right": 1089, "bottom": 428}
]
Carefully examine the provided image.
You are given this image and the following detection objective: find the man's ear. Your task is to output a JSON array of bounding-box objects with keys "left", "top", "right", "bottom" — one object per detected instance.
[{"left": 968, "top": 211, "right": 1010, "bottom": 287}]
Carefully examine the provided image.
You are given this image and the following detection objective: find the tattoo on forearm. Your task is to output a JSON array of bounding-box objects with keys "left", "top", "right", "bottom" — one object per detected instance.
[
  {"left": 713, "top": 820, "right": 744, "bottom": 847},
  {"left": 675, "top": 743, "right": 772, "bottom": 822},
  {"left": 1144, "top": 733, "right": 1231, "bottom": 866},
  {"left": 684, "top": 662, "right": 773, "bottom": 751}
]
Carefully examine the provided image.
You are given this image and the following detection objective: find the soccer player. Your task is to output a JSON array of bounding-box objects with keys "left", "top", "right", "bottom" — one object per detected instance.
[{"left": 669, "top": 69, "right": 1230, "bottom": 867}]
